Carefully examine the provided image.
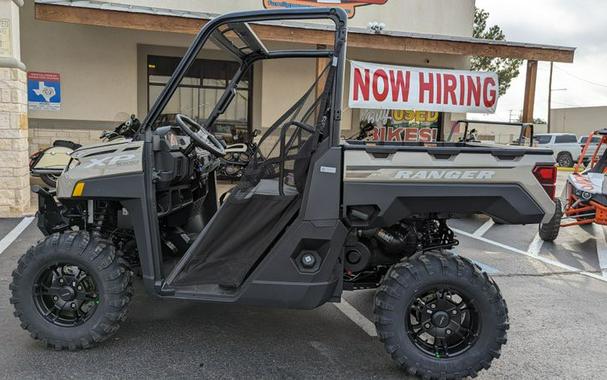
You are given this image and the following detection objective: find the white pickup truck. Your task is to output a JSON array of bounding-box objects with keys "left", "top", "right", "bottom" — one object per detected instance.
[
  {"left": 534, "top": 133, "right": 581, "bottom": 167},
  {"left": 579, "top": 134, "right": 607, "bottom": 163}
]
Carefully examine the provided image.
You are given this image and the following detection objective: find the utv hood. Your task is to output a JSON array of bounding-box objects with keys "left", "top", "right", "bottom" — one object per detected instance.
[{"left": 56, "top": 141, "right": 144, "bottom": 198}]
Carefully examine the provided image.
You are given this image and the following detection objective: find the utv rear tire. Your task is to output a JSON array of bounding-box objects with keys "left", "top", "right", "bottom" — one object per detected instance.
[
  {"left": 40, "top": 173, "right": 58, "bottom": 188},
  {"left": 556, "top": 152, "right": 574, "bottom": 168},
  {"left": 9, "top": 231, "right": 132, "bottom": 350},
  {"left": 539, "top": 199, "right": 563, "bottom": 242},
  {"left": 374, "top": 252, "right": 508, "bottom": 380}
]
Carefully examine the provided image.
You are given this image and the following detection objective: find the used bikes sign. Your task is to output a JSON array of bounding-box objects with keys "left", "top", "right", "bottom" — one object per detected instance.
[
  {"left": 349, "top": 60, "right": 499, "bottom": 114},
  {"left": 263, "top": 1, "right": 388, "bottom": 18}
]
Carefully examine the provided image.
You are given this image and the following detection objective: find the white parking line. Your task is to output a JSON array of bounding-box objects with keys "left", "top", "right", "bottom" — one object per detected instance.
[
  {"left": 473, "top": 218, "right": 494, "bottom": 237},
  {"left": 527, "top": 233, "right": 544, "bottom": 257},
  {"left": 592, "top": 225, "right": 607, "bottom": 277},
  {"left": 333, "top": 297, "right": 377, "bottom": 337},
  {"left": 0, "top": 217, "right": 35, "bottom": 256},
  {"left": 471, "top": 260, "right": 500, "bottom": 274},
  {"left": 453, "top": 228, "right": 607, "bottom": 283}
]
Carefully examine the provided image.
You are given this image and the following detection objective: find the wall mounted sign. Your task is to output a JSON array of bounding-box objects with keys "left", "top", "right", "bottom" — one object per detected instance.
[
  {"left": 263, "top": 0, "right": 388, "bottom": 18},
  {"left": 27, "top": 72, "right": 61, "bottom": 111},
  {"left": 349, "top": 60, "right": 499, "bottom": 114},
  {"left": 0, "top": 19, "right": 11, "bottom": 57}
]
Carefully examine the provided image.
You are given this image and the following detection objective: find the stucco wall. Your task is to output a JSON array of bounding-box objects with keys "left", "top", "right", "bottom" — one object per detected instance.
[
  {"left": 21, "top": 0, "right": 194, "bottom": 123},
  {"left": 550, "top": 106, "right": 607, "bottom": 137},
  {"left": 106, "top": 0, "right": 474, "bottom": 37}
]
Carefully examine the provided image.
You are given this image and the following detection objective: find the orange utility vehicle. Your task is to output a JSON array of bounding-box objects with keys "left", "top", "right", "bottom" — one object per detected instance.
[{"left": 540, "top": 129, "right": 607, "bottom": 241}]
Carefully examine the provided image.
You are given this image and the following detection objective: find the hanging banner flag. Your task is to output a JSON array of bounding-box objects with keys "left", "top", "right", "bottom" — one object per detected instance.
[{"left": 349, "top": 60, "right": 499, "bottom": 114}]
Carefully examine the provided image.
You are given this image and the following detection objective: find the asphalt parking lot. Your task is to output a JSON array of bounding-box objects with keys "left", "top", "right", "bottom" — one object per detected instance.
[{"left": 1, "top": 173, "right": 607, "bottom": 379}]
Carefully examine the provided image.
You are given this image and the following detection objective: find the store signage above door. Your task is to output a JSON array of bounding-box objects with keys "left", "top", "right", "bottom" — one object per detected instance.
[
  {"left": 263, "top": 0, "right": 388, "bottom": 18},
  {"left": 349, "top": 61, "right": 499, "bottom": 114}
]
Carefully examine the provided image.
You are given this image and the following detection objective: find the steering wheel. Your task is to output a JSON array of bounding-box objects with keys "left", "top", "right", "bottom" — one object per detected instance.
[{"left": 175, "top": 114, "right": 225, "bottom": 157}]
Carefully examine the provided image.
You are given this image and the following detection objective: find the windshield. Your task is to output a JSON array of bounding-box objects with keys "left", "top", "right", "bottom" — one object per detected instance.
[
  {"left": 580, "top": 136, "right": 600, "bottom": 144},
  {"left": 447, "top": 121, "right": 528, "bottom": 146},
  {"left": 148, "top": 56, "right": 250, "bottom": 141}
]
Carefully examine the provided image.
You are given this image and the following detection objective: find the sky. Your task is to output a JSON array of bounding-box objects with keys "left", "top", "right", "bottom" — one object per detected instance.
[{"left": 472, "top": 0, "right": 607, "bottom": 122}]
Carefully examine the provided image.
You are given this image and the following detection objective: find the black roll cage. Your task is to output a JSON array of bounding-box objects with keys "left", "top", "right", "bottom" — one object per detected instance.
[{"left": 136, "top": 8, "right": 348, "bottom": 292}]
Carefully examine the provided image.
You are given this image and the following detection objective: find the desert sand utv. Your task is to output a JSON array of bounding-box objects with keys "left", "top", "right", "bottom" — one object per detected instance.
[{"left": 10, "top": 8, "right": 559, "bottom": 379}]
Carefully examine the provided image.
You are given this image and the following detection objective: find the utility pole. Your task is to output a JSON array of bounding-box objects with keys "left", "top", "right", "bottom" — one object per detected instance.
[{"left": 547, "top": 62, "right": 553, "bottom": 133}]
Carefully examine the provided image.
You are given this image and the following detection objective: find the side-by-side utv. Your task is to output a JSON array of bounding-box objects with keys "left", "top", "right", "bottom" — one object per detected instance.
[
  {"left": 10, "top": 8, "right": 558, "bottom": 379},
  {"left": 539, "top": 128, "right": 607, "bottom": 241}
]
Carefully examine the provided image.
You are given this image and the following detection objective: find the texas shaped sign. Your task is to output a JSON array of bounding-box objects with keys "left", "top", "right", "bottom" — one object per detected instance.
[{"left": 263, "top": 0, "right": 389, "bottom": 18}]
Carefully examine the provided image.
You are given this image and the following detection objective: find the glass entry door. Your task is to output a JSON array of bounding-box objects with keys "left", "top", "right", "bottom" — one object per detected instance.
[{"left": 147, "top": 55, "right": 252, "bottom": 143}]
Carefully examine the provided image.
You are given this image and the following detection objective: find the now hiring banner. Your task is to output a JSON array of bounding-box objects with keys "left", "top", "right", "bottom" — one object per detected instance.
[{"left": 348, "top": 60, "right": 499, "bottom": 114}]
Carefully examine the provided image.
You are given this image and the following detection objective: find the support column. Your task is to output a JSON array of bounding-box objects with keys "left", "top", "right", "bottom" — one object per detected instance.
[
  {"left": 522, "top": 60, "right": 538, "bottom": 124},
  {"left": 0, "top": 0, "right": 29, "bottom": 217}
]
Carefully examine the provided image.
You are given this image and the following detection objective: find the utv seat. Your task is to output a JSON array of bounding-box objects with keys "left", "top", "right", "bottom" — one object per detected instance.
[{"left": 53, "top": 140, "right": 82, "bottom": 150}]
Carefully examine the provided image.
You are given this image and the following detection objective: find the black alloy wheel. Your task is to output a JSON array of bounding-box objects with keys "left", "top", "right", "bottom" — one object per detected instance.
[
  {"left": 406, "top": 287, "right": 480, "bottom": 359},
  {"left": 33, "top": 263, "right": 100, "bottom": 328}
]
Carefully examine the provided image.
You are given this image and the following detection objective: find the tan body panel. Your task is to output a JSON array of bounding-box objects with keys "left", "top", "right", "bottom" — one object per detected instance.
[
  {"left": 343, "top": 146, "right": 557, "bottom": 223},
  {"left": 57, "top": 141, "right": 144, "bottom": 198}
]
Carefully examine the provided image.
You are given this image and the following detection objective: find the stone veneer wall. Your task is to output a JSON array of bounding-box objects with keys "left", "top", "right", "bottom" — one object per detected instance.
[
  {"left": 28, "top": 126, "right": 107, "bottom": 154},
  {"left": 0, "top": 67, "right": 30, "bottom": 216}
]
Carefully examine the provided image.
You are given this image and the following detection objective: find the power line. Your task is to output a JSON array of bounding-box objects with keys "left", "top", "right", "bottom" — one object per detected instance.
[
  {"left": 555, "top": 66, "right": 607, "bottom": 88},
  {"left": 551, "top": 100, "right": 580, "bottom": 107}
]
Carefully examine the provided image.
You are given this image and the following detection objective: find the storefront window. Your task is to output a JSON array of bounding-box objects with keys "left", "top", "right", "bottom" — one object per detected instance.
[
  {"left": 147, "top": 55, "right": 252, "bottom": 143},
  {"left": 359, "top": 109, "right": 442, "bottom": 142}
]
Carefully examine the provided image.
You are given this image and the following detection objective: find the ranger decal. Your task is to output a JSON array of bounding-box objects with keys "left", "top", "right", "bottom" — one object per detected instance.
[{"left": 393, "top": 170, "right": 496, "bottom": 180}]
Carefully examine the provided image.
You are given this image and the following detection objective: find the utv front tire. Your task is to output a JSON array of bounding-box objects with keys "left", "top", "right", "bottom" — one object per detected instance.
[
  {"left": 539, "top": 199, "right": 563, "bottom": 242},
  {"left": 9, "top": 232, "right": 132, "bottom": 350},
  {"left": 374, "top": 252, "right": 508, "bottom": 380},
  {"left": 40, "top": 173, "right": 58, "bottom": 188}
]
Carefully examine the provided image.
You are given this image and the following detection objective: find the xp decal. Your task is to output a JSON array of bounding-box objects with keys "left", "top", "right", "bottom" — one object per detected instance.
[
  {"left": 83, "top": 154, "right": 138, "bottom": 168},
  {"left": 262, "top": 0, "right": 388, "bottom": 18}
]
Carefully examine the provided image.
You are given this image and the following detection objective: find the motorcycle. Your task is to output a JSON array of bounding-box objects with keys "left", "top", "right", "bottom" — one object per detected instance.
[
  {"left": 218, "top": 129, "right": 260, "bottom": 179},
  {"left": 30, "top": 115, "right": 141, "bottom": 187},
  {"left": 347, "top": 121, "right": 376, "bottom": 141}
]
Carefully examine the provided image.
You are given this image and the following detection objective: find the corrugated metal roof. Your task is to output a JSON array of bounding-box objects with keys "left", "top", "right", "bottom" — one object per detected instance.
[{"left": 34, "top": 0, "right": 576, "bottom": 53}]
